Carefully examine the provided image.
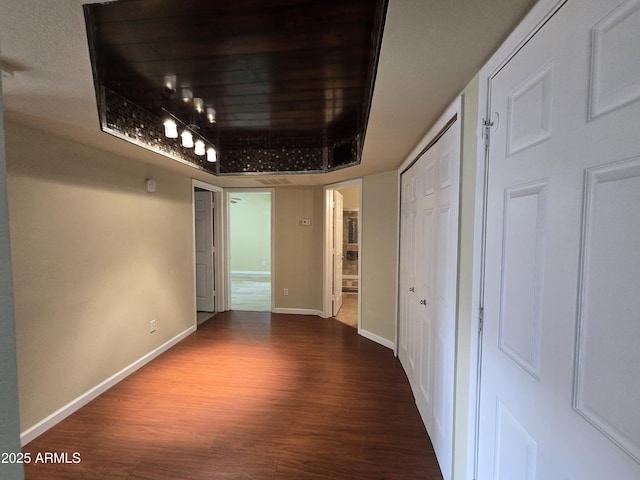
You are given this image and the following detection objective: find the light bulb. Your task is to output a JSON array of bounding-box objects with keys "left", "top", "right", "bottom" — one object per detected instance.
[
  {"left": 181, "top": 130, "right": 194, "bottom": 148},
  {"left": 206, "top": 107, "right": 216, "bottom": 123},
  {"left": 163, "top": 119, "right": 178, "bottom": 138},
  {"left": 163, "top": 74, "right": 176, "bottom": 91},
  {"left": 194, "top": 98, "right": 204, "bottom": 113},
  {"left": 194, "top": 140, "right": 205, "bottom": 156},
  {"left": 207, "top": 147, "right": 217, "bottom": 162}
]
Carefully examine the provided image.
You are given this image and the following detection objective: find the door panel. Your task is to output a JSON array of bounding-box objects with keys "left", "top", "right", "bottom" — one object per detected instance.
[
  {"left": 498, "top": 182, "right": 546, "bottom": 378},
  {"left": 195, "top": 190, "right": 215, "bottom": 312},
  {"left": 575, "top": 158, "right": 640, "bottom": 461},
  {"left": 400, "top": 170, "right": 418, "bottom": 381},
  {"left": 478, "top": 0, "right": 640, "bottom": 477},
  {"left": 332, "top": 191, "right": 344, "bottom": 316}
]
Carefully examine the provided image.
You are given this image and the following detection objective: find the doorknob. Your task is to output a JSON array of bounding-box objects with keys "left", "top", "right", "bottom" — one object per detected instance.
[
  {"left": 409, "top": 287, "right": 415, "bottom": 292},
  {"left": 419, "top": 299, "right": 427, "bottom": 305}
]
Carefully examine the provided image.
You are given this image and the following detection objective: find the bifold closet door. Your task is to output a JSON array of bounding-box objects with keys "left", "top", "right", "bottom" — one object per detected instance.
[{"left": 399, "top": 119, "right": 460, "bottom": 480}]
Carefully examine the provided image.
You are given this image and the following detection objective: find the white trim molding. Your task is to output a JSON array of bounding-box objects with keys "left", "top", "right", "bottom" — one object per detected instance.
[
  {"left": 359, "top": 329, "right": 395, "bottom": 351},
  {"left": 272, "top": 308, "right": 324, "bottom": 317},
  {"left": 231, "top": 270, "right": 271, "bottom": 276},
  {"left": 20, "top": 325, "right": 196, "bottom": 446}
]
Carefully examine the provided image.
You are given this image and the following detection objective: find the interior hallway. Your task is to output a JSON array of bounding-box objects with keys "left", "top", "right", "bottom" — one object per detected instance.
[{"left": 22, "top": 311, "right": 443, "bottom": 480}]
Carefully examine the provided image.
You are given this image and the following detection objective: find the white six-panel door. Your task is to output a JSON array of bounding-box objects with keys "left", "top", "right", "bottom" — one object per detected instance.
[
  {"left": 195, "top": 190, "right": 215, "bottom": 312},
  {"left": 399, "top": 119, "right": 460, "bottom": 480},
  {"left": 478, "top": 0, "right": 640, "bottom": 478}
]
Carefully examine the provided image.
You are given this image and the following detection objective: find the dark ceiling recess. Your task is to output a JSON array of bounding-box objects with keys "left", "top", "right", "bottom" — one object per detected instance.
[{"left": 84, "top": 0, "right": 387, "bottom": 176}]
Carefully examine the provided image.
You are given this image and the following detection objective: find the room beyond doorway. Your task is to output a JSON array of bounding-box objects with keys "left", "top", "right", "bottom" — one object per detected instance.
[
  {"left": 229, "top": 191, "right": 273, "bottom": 311},
  {"left": 324, "top": 181, "right": 361, "bottom": 329}
]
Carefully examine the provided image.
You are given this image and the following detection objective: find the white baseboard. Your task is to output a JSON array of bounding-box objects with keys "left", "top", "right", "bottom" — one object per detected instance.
[
  {"left": 272, "top": 308, "right": 324, "bottom": 317},
  {"left": 359, "top": 328, "right": 395, "bottom": 350},
  {"left": 20, "top": 325, "right": 196, "bottom": 446},
  {"left": 231, "top": 270, "right": 270, "bottom": 276}
]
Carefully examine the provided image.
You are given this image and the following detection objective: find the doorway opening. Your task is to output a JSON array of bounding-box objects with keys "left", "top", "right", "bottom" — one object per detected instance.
[
  {"left": 228, "top": 191, "right": 273, "bottom": 311},
  {"left": 324, "top": 180, "right": 361, "bottom": 329},
  {"left": 193, "top": 180, "right": 225, "bottom": 326}
]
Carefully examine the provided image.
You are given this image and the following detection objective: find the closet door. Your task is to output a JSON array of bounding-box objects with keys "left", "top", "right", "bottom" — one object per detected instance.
[
  {"left": 477, "top": 1, "right": 640, "bottom": 478},
  {"left": 399, "top": 168, "right": 418, "bottom": 381},
  {"left": 399, "top": 118, "right": 460, "bottom": 480}
]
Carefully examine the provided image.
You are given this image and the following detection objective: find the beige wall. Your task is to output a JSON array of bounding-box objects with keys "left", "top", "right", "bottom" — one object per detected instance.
[
  {"left": 361, "top": 170, "right": 398, "bottom": 342},
  {"left": 272, "top": 187, "right": 324, "bottom": 311},
  {"left": 5, "top": 121, "right": 196, "bottom": 431},
  {"left": 229, "top": 192, "right": 271, "bottom": 273},
  {"left": 338, "top": 185, "right": 360, "bottom": 210},
  {"left": 0, "top": 74, "right": 24, "bottom": 479},
  {"left": 453, "top": 74, "right": 480, "bottom": 480}
]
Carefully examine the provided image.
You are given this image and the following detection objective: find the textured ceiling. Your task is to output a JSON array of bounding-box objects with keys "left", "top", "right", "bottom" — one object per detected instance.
[{"left": 0, "top": 0, "right": 536, "bottom": 188}]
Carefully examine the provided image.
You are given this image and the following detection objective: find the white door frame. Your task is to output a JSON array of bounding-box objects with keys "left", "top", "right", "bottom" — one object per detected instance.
[
  {"left": 192, "top": 179, "right": 226, "bottom": 323},
  {"left": 224, "top": 188, "right": 275, "bottom": 311},
  {"left": 323, "top": 179, "right": 362, "bottom": 328},
  {"left": 468, "top": 1, "right": 568, "bottom": 478}
]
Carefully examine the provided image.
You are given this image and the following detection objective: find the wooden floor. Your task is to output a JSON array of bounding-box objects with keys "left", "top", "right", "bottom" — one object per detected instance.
[{"left": 23, "top": 311, "right": 444, "bottom": 479}]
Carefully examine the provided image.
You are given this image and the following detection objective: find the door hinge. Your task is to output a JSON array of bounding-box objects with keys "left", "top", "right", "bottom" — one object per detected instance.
[
  {"left": 478, "top": 306, "right": 484, "bottom": 334},
  {"left": 482, "top": 118, "right": 493, "bottom": 150}
]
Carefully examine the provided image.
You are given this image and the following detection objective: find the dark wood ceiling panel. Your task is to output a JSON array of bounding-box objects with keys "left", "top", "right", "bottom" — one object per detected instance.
[
  {"left": 85, "top": 0, "right": 386, "bottom": 174},
  {"left": 95, "top": 0, "right": 373, "bottom": 25}
]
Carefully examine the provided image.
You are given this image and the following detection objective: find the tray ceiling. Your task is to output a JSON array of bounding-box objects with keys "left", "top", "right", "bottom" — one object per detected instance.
[{"left": 84, "top": 0, "right": 386, "bottom": 176}]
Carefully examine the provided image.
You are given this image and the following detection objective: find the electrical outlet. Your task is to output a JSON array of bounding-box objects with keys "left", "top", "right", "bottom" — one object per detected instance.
[
  {"left": 284, "top": 288, "right": 289, "bottom": 296},
  {"left": 150, "top": 319, "right": 156, "bottom": 333}
]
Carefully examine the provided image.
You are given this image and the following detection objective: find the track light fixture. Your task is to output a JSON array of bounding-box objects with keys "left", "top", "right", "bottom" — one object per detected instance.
[{"left": 161, "top": 107, "right": 216, "bottom": 163}]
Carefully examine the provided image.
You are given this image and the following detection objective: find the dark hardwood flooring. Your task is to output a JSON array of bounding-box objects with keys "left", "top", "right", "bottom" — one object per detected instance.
[{"left": 23, "top": 311, "right": 443, "bottom": 479}]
